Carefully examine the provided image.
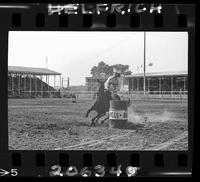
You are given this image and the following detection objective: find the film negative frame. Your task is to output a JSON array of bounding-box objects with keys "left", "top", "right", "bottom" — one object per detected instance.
[{"left": 0, "top": 3, "right": 195, "bottom": 178}]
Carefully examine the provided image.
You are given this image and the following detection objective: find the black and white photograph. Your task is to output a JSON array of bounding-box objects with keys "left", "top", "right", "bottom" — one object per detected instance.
[{"left": 8, "top": 31, "right": 188, "bottom": 150}]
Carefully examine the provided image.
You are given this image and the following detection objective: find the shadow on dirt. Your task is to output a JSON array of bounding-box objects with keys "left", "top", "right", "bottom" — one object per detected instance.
[
  {"left": 124, "top": 122, "right": 145, "bottom": 130},
  {"left": 94, "top": 120, "right": 146, "bottom": 130},
  {"left": 35, "top": 122, "right": 91, "bottom": 130}
]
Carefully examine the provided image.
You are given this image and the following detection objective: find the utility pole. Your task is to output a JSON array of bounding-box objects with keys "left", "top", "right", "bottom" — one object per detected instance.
[
  {"left": 46, "top": 56, "right": 48, "bottom": 70},
  {"left": 143, "top": 31, "right": 146, "bottom": 96},
  {"left": 67, "top": 77, "right": 70, "bottom": 88}
]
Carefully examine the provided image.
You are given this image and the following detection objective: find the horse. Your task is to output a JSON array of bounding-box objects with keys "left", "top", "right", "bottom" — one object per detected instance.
[{"left": 85, "top": 79, "right": 121, "bottom": 126}]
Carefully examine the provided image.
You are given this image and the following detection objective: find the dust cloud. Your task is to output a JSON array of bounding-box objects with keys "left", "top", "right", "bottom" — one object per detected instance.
[{"left": 128, "top": 104, "right": 177, "bottom": 123}]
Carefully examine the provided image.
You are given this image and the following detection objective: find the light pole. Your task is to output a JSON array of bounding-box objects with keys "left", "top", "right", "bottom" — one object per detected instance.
[
  {"left": 143, "top": 31, "right": 146, "bottom": 96},
  {"left": 46, "top": 56, "right": 48, "bottom": 70}
]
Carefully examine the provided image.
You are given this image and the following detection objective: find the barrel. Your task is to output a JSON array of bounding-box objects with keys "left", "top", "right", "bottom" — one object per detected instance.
[{"left": 109, "top": 100, "right": 128, "bottom": 128}]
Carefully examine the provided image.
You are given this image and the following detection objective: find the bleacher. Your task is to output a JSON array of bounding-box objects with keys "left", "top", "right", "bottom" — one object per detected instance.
[
  {"left": 8, "top": 66, "right": 61, "bottom": 98},
  {"left": 8, "top": 76, "right": 61, "bottom": 98}
]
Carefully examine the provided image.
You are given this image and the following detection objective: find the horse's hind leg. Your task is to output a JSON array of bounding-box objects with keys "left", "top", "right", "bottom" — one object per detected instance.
[
  {"left": 91, "top": 113, "right": 104, "bottom": 126},
  {"left": 94, "top": 113, "right": 106, "bottom": 125},
  {"left": 91, "top": 114, "right": 99, "bottom": 126},
  {"left": 101, "top": 115, "right": 109, "bottom": 124}
]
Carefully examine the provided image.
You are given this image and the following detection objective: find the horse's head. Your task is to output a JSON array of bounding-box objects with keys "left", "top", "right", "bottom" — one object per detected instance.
[{"left": 97, "top": 79, "right": 105, "bottom": 95}]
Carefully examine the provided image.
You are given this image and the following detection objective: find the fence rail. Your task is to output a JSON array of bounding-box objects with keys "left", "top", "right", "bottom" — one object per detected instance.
[
  {"left": 8, "top": 89, "right": 188, "bottom": 100},
  {"left": 118, "top": 91, "right": 188, "bottom": 100}
]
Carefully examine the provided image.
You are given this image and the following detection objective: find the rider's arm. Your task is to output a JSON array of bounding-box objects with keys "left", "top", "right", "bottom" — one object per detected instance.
[{"left": 104, "top": 75, "right": 115, "bottom": 90}]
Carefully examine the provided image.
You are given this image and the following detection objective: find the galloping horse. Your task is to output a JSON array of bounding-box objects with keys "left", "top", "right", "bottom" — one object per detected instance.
[{"left": 85, "top": 79, "right": 120, "bottom": 126}]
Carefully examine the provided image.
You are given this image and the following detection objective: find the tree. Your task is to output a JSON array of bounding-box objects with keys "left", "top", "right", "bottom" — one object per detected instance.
[
  {"left": 90, "top": 61, "right": 113, "bottom": 78},
  {"left": 111, "top": 64, "right": 132, "bottom": 75},
  {"left": 90, "top": 61, "right": 132, "bottom": 78}
]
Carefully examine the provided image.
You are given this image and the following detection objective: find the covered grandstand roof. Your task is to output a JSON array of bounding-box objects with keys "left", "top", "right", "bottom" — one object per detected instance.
[
  {"left": 125, "top": 70, "right": 187, "bottom": 78},
  {"left": 8, "top": 66, "right": 61, "bottom": 75}
]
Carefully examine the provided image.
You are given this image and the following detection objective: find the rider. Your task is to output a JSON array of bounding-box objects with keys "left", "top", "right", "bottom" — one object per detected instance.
[{"left": 104, "top": 69, "right": 121, "bottom": 100}]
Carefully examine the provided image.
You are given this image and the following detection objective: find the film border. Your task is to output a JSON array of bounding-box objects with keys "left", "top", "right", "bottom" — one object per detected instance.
[{"left": 0, "top": 3, "right": 195, "bottom": 178}]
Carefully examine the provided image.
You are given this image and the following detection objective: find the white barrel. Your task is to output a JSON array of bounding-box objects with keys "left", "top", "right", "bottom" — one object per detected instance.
[{"left": 109, "top": 100, "right": 128, "bottom": 128}]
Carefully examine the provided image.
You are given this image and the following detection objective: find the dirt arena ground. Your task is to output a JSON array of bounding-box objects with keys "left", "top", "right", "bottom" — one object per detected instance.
[{"left": 8, "top": 98, "right": 188, "bottom": 150}]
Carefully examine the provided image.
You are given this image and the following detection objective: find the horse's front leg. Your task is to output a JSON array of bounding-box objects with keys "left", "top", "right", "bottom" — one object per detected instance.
[{"left": 85, "top": 106, "right": 93, "bottom": 117}]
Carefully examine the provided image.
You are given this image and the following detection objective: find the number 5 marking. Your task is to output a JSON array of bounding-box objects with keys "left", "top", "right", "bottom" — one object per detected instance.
[{"left": 11, "top": 169, "right": 18, "bottom": 176}]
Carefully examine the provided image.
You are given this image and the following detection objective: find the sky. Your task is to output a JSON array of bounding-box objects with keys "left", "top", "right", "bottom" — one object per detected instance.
[{"left": 8, "top": 31, "right": 188, "bottom": 86}]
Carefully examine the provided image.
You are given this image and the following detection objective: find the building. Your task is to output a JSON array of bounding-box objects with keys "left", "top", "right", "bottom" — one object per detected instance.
[
  {"left": 8, "top": 66, "right": 61, "bottom": 97},
  {"left": 86, "top": 71, "right": 188, "bottom": 98},
  {"left": 124, "top": 70, "right": 188, "bottom": 96}
]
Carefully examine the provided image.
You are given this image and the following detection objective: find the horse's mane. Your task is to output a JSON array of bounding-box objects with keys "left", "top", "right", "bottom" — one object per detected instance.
[
  {"left": 96, "top": 80, "right": 112, "bottom": 102},
  {"left": 97, "top": 80, "right": 105, "bottom": 96}
]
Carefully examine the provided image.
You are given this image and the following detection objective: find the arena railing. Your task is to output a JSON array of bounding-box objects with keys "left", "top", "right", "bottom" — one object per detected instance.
[{"left": 8, "top": 90, "right": 188, "bottom": 100}]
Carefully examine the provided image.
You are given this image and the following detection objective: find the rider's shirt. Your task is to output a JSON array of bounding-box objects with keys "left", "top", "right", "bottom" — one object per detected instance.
[{"left": 104, "top": 75, "right": 119, "bottom": 93}]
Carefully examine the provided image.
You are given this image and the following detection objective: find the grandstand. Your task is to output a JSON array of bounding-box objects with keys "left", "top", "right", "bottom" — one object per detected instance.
[
  {"left": 86, "top": 71, "right": 188, "bottom": 99},
  {"left": 8, "top": 66, "right": 61, "bottom": 98},
  {"left": 123, "top": 70, "right": 188, "bottom": 98}
]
